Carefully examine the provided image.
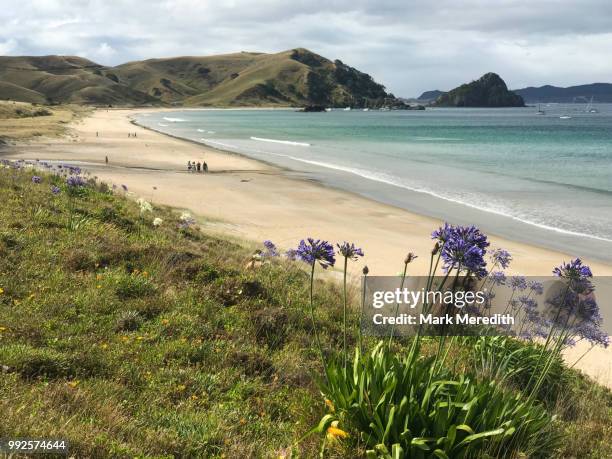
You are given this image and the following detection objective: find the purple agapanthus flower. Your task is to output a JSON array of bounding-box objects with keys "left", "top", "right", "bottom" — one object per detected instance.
[
  {"left": 51, "top": 185, "right": 61, "bottom": 195},
  {"left": 262, "top": 240, "right": 279, "bottom": 258},
  {"left": 31, "top": 176, "right": 42, "bottom": 184},
  {"left": 490, "top": 271, "right": 506, "bottom": 286},
  {"left": 553, "top": 258, "right": 592, "bottom": 280},
  {"left": 431, "top": 223, "right": 454, "bottom": 244},
  {"left": 295, "top": 238, "right": 335, "bottom": 269},
  {"left": 490, "top": 248, "right": 512, "bottom": 269},
  {"left": 432, "top": 224, "right": 489, "bottom": 277},
  {"left": 510, "top": 276, "right": 527, "bottom": 291},
  {"left": 337, "top": 242, "right": 364, "bottom": 261},
  {"left": 285, "top": 249, "right": 298, "bottom": 261},
  {"left": 66, "top": 175, "right": 87, "bottom": 187},
  {"left": 528, "top": 280, "right": 544, "bottom": 295}
]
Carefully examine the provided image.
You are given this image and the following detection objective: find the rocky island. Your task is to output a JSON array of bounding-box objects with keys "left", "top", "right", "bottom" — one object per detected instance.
[{"left": 434, "top": 73, "right": 524, "bottom": 107}]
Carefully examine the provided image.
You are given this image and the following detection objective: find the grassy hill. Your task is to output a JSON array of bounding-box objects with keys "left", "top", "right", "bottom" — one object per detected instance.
[
  {"left": 0, "top": 56, "right": 157, "bottom": 106},
  {"left": 0, "top": 162, "right": 611, "bottom": 457},
  {"left": 0, "top": 49, "right": 395, "bottom": 108}
]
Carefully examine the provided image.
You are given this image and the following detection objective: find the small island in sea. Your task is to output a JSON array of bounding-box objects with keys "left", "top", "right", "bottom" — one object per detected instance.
[{"left": 434, "top": 72, "right": 525, "bottom": 107}]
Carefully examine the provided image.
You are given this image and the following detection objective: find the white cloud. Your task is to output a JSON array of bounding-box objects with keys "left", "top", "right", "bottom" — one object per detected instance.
[
  {"left": 0, "top": 0, "right": 611, "bottom": 96},
  {"left": 0, "top": 38, "right": 17, "bottom": 54}
]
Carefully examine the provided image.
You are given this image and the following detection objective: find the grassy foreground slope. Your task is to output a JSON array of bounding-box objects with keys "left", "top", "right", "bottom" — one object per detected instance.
[{"left": 0, "top": 166, "right": 610, "bottom": 458}]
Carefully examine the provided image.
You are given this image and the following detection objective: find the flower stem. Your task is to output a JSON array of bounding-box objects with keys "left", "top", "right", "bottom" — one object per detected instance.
[
  {"left": 308, "top": 262, "right": 328, "bottom": 381},
  {"left": 342, "top": 256, "right": 348, "bottom": 371}
]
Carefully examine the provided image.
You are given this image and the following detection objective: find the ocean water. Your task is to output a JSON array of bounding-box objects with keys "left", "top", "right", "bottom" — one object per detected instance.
[{"left": 134, "top": 106, "right": 612, "bottom": 263}]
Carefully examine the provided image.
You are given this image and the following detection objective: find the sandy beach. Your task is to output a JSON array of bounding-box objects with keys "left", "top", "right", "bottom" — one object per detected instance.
[{"left": 4, "top": 108, "right": 611, "bottom": 386}]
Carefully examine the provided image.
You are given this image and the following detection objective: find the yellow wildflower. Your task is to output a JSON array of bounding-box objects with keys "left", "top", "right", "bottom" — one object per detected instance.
[
  {"left": 28, "top": 293, "right": 35, "bottom": 299},
  {"left": 177, "top": 384, "right": 186, "bottom": 391},
  {"left": 0, "top": 287, "right": 4, "bottom": 294},
  {"left": 0, "top": 326, "right": 6, "bottom": 332},
  {"left": 67, "top": 380, "right": 80, "bottom": 388},
  {"left": 96, "top": 285, "right": 102, "bottom": 289},
  {"left": 100, "top": 343, "right": 109, "bottom": 349},
  {"left": 326, "top": 421, "right": 349, "bottom": 440},
  {"left": 142, "top": 271, "right": 148, "bottom": 277},
  {"left": 161, "top": 319, "right": 169, "bottom": 326},
  {"left": 325, "top": 399, "right": 335, "bottom": 412}
]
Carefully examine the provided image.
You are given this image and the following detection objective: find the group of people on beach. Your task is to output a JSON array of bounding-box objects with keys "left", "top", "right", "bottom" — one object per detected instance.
[{"left": 188, "top": 161, "right": 208, "bottom": 173}]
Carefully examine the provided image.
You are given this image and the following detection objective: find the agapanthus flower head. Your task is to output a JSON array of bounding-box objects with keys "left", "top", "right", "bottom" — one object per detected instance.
[
  {"left": 490, "top": 271, "right": 506, "bottom": 286},
  {"left": 337, "top": 242, "right": 364, "bottom": 261},
  {"left": 431, "top": 223, "right": 453, "bottom": 244},
  {"left": 432, "top": 224, "right": 489, "bottom": 278},
  {"left": 66, "top": 175, "right": 87, "bottom": 188},
  {"left": 262, "top": 240, "right": 279, "bottom": 258},
  {"left": 51, "top": 185, "right": 61, "bottom": 195},
  {"left": 295, "top": 238, "right": 335, "bottom": 269},
  {"left": 285, "top": 248, "right": 298, "bottom": 261},
  {"left": 510, "top": 276, "right": 527, "bottom": 291},
  {"left": 517, "top": 295, "right": 538, "bottom": 312},
  {"left": 553, "top": 258, "right": 592, "bottom": 280},
  {"left": 528, "top": 280, "right": 544, "bottom": 295},
  {"left": 490, "top": 248, "right": 512, "bottom": 269},
  {"left": 31, "top": 176, "right": 42, "bottom": 184}
]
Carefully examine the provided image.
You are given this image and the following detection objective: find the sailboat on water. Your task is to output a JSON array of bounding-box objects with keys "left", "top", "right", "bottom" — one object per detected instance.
[
  {"left": 585, "top": 96, "right": 599, "bottom": 113},
  {"left": 535, "top": 103, "right": 546, "bottom": 115}
]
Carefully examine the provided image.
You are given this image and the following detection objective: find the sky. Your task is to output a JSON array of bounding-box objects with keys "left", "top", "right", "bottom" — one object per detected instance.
[{"left": 1, "top": 0, "right": 612, "bottom": 97}]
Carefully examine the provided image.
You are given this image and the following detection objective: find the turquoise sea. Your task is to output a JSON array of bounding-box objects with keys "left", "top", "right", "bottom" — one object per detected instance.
[{"left": 135, "top": 105, "right": 612, "bottom": 263}]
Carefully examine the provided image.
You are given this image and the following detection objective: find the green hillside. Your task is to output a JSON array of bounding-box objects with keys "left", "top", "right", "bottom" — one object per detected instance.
[
  {"left": 0, "top": 56, "right": 156, "bottom": 105},
  {"left": 0, "top": 49, "right": 395, "bottom": 108}
]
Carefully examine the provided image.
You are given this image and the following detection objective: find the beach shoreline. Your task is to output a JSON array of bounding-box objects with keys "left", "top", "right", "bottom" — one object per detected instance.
[{"left": 4, "top": 107, "right": 611, "bottom": 386}]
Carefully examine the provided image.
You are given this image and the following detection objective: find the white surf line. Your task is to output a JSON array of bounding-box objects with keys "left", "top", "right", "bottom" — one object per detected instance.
[{"left": 250, "top": 136, "right": 310, "bottom": 147}]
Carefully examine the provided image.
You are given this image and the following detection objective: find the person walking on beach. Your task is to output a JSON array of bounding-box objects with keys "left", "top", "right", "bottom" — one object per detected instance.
[
  {"left": 187, "top": 161, "right": 192, "bottom": 172},
  {"left": 203, "top": 161, "right": 208, "bottom": 173},
  {"left": 105, "top": 155, "right": 108, "bottom": 165},
  {"left": 196, "top": 162, "right": 201, "bottom": 172}
]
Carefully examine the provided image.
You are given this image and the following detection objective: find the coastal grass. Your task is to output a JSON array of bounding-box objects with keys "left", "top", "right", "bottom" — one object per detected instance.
[
  {"left": 0, "top": 101, "right": 85, "bottom": 142},
  {"left": 0, "top": 166, "right": 610, "bottom": 457}
]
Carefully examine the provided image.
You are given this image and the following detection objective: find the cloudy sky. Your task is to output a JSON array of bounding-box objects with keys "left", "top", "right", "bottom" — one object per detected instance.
[{"left": 1, "top": 0, "right": 611, "bottom": 96}]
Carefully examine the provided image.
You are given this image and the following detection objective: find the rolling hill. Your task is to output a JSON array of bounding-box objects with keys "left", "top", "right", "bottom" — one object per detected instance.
[
  {"left": 513, "top": 83, "right": 612, "bottom": 103},
  {"left": 0, "top": 49, "right": 396, "bottom": 108}
]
